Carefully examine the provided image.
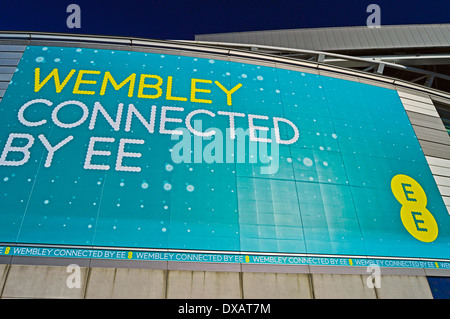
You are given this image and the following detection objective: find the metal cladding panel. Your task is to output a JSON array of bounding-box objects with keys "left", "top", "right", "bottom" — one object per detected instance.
[
  {"left": 400, "top": 89, "right": 450, "bottom": 215},
  {"left": 430, "top": 165, "right": 450, "bottom": 177},
  {"left": 254, "top": 32, "right": 266, "bottom": 46},
  {"left": 366, "top": 28, "right": 385, "bottom": 49},
  {"left": 377, "top": 28, "right": 394, "bottom": 48},
  {"left": 406, "top": 111, "right": 448, "bottom": 129},
  {"left": 427, "top": 156, "right": 450, "bottom": 169},
  {"left": 348, "top": 29, "right": 363, "bottom": 49},
  {"left": 400, "top": 92, "right": 435, "bottom": 104},
  {"left": 435, "top": 176, "right": 450, "bottom": 187},
  {"left": 402, "top": 26, "right": 423, "bottom": 47},
  {"left": 423, "top": 25, "right": 444, "bottom": 46},
  {"left": 432, "top": 25, "right": 449, "bottom": 45},
  {"left": 0, "top": 43, "right": 25, "bottom": 101},
  {"left": 0, "top": 45, "right": 27, "bottom": 52},
  {"left": 300, "top": 30, "right": 314, "bottom": 50},
  {"left": 263, "top": 31, "right": 274, "bottom": 46},
  {"left": 292, "top": 30, "right": 305, "bottom": 49},
  {"left": 285, "top": 30, "right": 297, "bottom": 49},
  {"left": 394, "top": 26, "right": 415, "bottom": 47},
  {"left": 439, "top": 186, "right": 450, "bottom": 197},
  {"left": 278, "top": 31, "right": 290, "bottom": 48},
  {"left": 246, "top": 32, "right": 257, "bottom": 46},
  {"left": 443, "top": 25, "right": 450, "bottom": 42},
  {"left": 316, "top": 29, "right": 329, "bottom": 50},
  {"left": 0, "top": 52, "right": 23, "bottom": 59},
  {"left": 354, "top": 29, "right": 370, "bottom": 48},
  {"left": 411, "top": 125, "right": 450, "bottom": 146},
  {"left": 361, "top": 28, "right": 379, "bottom": 49},
  {"left": 399, "top": 92, "right": 441, "bottom": 118},
  {"left": 417, "top": 28, "right": 435, "bottom": 47},
  {"left": 339, "top": 29, "right": 355, "bottom": 50},
  {"left": 0, "top": 66, "right": 17, "bottom": 73},
  {"left": 0, "top": 58, "right": 21, "bottom": 66},
  {"left": 419, "top": 140, "right": 450, "bottom": 160},
  {"left": 310, "top": 30, "right": 322, "bottom": 50},
  {"left": 323, "top": 29, "right": 339, "bottom": 49},
  {"left": 385, "top": 27, "right": 402, "bottom": 47}
]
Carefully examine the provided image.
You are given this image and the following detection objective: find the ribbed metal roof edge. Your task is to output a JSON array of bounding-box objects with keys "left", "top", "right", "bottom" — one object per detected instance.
[
  {"left": 196, "top": 24, "right": 450, "bottom": 52},
  {"left": 195, "top": 23, "right": 450, "bottom": 38},
  {"left": 195, "top": 23, "right": 450, "bottom": 36}
]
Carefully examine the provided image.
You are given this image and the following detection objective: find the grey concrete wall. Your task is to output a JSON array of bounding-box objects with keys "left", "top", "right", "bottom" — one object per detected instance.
[
  {"left": 242, "top": 272, "right": 312, "bottom": 299},
  {"left": 85, "top": 268, "right": 166, "bottom": 299},
  {"left": 311, "top": 274, "right": 377, "bottom": 299},
  {"left": 0, "top": 264, "right": 437, "bottom": 299},
  {"left": 166, "top": 270, "right": 241, "bottom": 299},
  {"left": 375, "top": 275, "right": 433, "bottom": 299},
  {"left": 2, "top": 264, "right": 87, "bottom": 299}
]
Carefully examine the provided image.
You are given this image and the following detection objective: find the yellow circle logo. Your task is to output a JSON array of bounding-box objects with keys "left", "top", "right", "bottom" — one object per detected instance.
[{"left": 391, "top": 174, "right": 438, "bottom": 243}]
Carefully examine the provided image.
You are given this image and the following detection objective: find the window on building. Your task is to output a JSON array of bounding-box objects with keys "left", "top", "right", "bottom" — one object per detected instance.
[
  {"left": 434, "top": 101, "right": 450, "bottom": 136},
  {"left": 427, "top": 277, "right": 450, "bottom": 299}
]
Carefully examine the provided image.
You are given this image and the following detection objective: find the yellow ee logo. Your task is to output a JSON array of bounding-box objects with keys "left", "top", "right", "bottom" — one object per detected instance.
[{"left": 391, "top": 174, "right": 438, "bottom": 243}]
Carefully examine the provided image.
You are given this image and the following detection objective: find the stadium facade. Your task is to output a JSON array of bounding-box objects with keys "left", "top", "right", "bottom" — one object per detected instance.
[{"left": 0, "top": 24, "right": 449, "bottom": 299}]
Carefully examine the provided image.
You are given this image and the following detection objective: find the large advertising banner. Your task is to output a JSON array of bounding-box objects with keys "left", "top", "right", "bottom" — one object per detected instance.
[{"left": 0, "top": 45, "right": 449, "bottom": 268}]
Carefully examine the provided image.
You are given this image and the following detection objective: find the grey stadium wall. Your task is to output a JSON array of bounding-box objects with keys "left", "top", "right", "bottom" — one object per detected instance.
[{"left": 0, "top": 34, "right": 449, "bottom": 299}]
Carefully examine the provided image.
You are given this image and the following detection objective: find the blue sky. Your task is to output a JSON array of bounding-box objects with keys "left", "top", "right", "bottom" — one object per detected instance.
[{"left": 0, "top": 0, "right": 449, "bottom": 40}]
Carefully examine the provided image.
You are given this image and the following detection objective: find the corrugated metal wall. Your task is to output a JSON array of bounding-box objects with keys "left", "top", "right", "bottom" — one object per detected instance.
[
  {"left": 398, "top": 90, "right": 450, "bottom": 215},
  {"left": 0, "top": 43, "right": 25, "bottom": 102}
]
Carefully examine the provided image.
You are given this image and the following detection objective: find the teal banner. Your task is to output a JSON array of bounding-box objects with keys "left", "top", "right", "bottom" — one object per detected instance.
[
  {"left": 0, "top": 45, "right": 449, "bottom": 266},
  {"left": 1, "top": 245, "right": 449, "bottom": 270}
]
